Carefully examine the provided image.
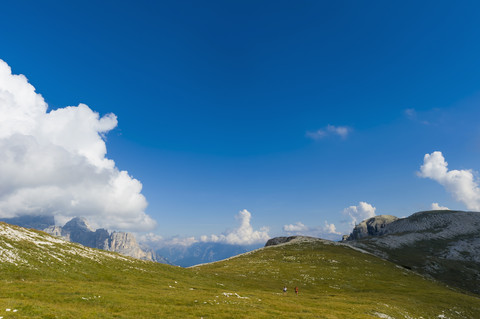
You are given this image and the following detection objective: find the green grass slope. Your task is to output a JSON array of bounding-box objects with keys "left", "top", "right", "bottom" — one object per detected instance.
[
  {"left": 345, "top": 210, "right": 480, "bottom": 295},
  {"left": 0, "top": 223, "right": 479, "bottom": 318}
]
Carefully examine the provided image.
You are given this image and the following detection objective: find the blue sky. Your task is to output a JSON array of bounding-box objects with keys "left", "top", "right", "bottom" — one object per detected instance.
[{"left": 1, "top": 1, "right": 480, "bottom": 243}]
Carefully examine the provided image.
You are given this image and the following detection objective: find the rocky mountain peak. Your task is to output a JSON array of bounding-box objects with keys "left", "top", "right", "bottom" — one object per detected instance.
[
  {"left": 346, "top": 214, "right": 399, "bottom": 240},
  {"left": 63, "top": 217, "right": 94, "bottom": 232},
  {"left": 106, "top": 232, "right": 153, "bottom": 260},
  {"left": 29, "top": 216, "right": 160, "bottom": 262},
  {"left": 345, "top": 210, "right": 480, "bottom": 294}
]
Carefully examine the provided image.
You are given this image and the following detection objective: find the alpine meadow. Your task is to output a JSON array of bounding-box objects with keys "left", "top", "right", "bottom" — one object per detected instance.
[
  {"left": 2, "top": 2, "right": 480, "bottom": 318},
  {"left": 1, "top": 222, "right": 479, "bottom": 318}
]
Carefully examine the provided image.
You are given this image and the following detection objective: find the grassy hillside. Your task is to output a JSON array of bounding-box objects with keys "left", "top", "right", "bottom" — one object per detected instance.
[
  {"left": 346, "top": 210, "right": 480, "bottom": 295},
  {"left": 0, "top": 223, "right": 479, "bottom": 318}
]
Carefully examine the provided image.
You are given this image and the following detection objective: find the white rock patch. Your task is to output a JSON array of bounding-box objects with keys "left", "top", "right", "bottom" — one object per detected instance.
[{"left": 373, "top": 312, "right": 394, "bottom": 319}]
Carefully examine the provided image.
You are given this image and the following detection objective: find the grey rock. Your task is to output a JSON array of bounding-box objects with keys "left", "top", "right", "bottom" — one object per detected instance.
[
  {"left": 61, "top": 217, "right": 97, "bottom": 248},
  {"left": 265, "top": 236, "right": 330, "bottom": 247},
  {"left": 106, "top": 231, "right": 153, "bottom": 261},
  {"left": 265, "top": 236, "right": 299, "bottom": 247},
  {"left": 43, "top": 225, "right": 64, "bottom": 238},
  {"left": 346, "top": 215, "right": 399, "bottom": 240},
  {"left": 63, "top": 217, "right": 94, "bottom": 232},
  {"left": 43, "top": 217, "right": 160, "bottom": 262},
  {"left": 345, "top": 210, "right": 480, "bottom": 294}
]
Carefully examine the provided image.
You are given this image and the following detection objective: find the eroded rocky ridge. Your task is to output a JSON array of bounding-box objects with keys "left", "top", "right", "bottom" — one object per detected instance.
[
  {"left": 345, "top": 210, "right": 480, "bottom": 294},
  {"left": 346, "top": 215, "right": 399, "bottom": 240},
  {"left": 0, "top": 215, "right": 161, "bottom": 262},
  {"left": 43, "top": 217, "right": 158, "bottom": 261},
  {"left": 265, "top": 236, "right": 299, "bottom": 247}
]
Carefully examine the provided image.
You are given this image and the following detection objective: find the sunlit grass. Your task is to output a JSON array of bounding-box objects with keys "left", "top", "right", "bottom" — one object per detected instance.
[{"left": 0, "top": 226, "right": 479, "bottom": 318}]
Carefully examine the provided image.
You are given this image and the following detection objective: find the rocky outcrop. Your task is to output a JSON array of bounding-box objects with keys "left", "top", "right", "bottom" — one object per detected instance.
[
  {"left": 156, "top": 242, "right": 260, "bottom": 267},
  {"left": 43, "top": 217, "right": 158, "bottom": 262},
  {"left": 44, "top": 225, "right": 63, "bottom": 237},
  {"left": 107, "top": 231, "right": 156, "bottom": 261},
  {"left": 60, "top": 218, "right": 110, "bottom": 249},
  {"left": 0, "top": 215, "right": 165, "bottom": 263},
  {"left": 265, "top": 236, "right": 327, "bottom": 247},
  {"left": 346, "top": 215, "right": 399, "bottom": 240},
  {"left": 345, "top": 210, "right": 480, "bottom": 294},
  {"left": 265, "top": 236, "right": 299, "bottom": 247}
]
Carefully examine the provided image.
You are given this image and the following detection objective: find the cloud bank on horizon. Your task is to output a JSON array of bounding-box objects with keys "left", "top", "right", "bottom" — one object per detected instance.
[
  {"left": 141, "top": 209, "right": 269, "bottom": 247},
  {"left": 419, "top": 151, "right": 480, "bottom": 211},
  {"left": 0, "top": 59, "right": 155, "bottom": 232},
  {"left": 282, "top": 201, "right": 376, "bottom": 240}
]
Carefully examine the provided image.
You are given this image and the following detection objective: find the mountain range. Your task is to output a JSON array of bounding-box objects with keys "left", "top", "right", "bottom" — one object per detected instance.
[
  {"left": 156, "top": 241, "right": 262, "bottom": 267},
  {"left": 0, "top": 215, "right": 262, "bottom": 267},
  {"left": 0, "top": 215, "right": 167, "bottom": 263},
  {"left": 2, "top": 208, "right": 479, "bottom": 286}
]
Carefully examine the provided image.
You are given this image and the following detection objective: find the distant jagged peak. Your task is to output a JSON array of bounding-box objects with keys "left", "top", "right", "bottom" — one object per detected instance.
[
  {"left": 0, "top": 215, "right": 159, "bottom": 262},
  {"left": 41, "top": 216, "right": 160, "bottom": 262},
  {"left": 0, "top": 221, "right": 132, "bottom": 267},
  {"left": 63, "top": 217, "right": 95, "bottom": 232}
]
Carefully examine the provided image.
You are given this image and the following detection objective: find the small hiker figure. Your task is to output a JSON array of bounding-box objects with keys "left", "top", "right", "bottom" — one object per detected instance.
[
  {"left": 283, "top": 286, "right": 287, "bottom": 295},
  {"left": 295, "top": 286, "right": 299, "bottom": 296}
]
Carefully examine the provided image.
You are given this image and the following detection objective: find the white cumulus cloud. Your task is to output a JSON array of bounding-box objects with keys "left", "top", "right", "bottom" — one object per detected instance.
[
  {"left": 306, "top": 124, "right": 351, "bottom": 140},
  {"left": 143, "top": 209, "right": 270, "bottom": 248},
  {"left": 418, "top": 151, "right": 480, "bottom": 211},
  {"left": 139, "top": 233, "right": 198, "bottom": 248},
  {"left": 343, "top": 201, "right": 376, "bottom": 228},
  {"left": 200, "top": 209, "right": 270, "bottom": 245},
  {"left": 283, "top": 222, "right": 308, "bottom": 232},
  {"left": 0, "top": 59, "right": 155, "bottom": 232},
  {"left": 431, "top": 203, "right": 449, "bottom": 210},
  {"left": 323, "top": 221, "right": 339, "bottom": 235}
]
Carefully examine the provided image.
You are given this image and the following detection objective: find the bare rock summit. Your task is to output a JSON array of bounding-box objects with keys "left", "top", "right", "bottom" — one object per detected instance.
[{"left": 346, "top": 215, "right": 399, "bottom": 240}]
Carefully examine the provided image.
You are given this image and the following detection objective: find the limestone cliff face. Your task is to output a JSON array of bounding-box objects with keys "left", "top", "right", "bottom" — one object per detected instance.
[
  {"left": 44, "top": 225, "right": 64, "bottom": 238},
  {"left": 43, "top": 217, "right": 156, "bottom": 262},
  {"left": 346, "top": 215, "right": 399, "bottom": 240},
  {"left": 345, "top": 210, "right": 480, "bottom": 294},
  {"left": 105, "top": 232, "right": 155, "bottom": 261}
]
